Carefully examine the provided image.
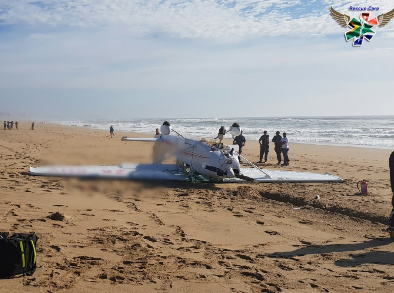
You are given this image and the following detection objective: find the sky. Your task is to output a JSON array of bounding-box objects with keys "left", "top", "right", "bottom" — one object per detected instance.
[{"left": 0, "top": 0, "right": 394, "bottom": 120}]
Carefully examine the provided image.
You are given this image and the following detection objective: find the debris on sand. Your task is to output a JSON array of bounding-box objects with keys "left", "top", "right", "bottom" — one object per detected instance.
[{"left": 47, "top": 211, "right": 65, "bottom": 221}]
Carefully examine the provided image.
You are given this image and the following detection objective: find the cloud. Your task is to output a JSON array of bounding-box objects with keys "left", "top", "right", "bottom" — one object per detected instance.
[
  {"left": 1, "top": 25, "right": 394, "bottom": 118},
  {"left": 0, "top": 0, "right": 393, "bottom": 38},
  {"left": 1, "top": 1, "right": 394, "bottom": 119}
]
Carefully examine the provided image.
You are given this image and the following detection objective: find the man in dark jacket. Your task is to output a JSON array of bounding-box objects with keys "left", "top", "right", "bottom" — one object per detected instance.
[
  {"left": 233, "top": 131, "right": 246, "bottom": 163},
  {"left": 272, "top": 131, "right": 282, "bottom": 165},
  {"left": 389, "top": 151, "right": 394, "bottom": 238},
  {"left": 258, "top": 131, "right": 269, "bottom": 163}
]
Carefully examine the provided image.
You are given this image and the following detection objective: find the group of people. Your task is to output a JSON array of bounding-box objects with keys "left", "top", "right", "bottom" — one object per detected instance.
[
  {"left": 3, "top": 121, "right": 36, "bottom": 130},
  {"left": 269, "top": 131, "right": 289, "bottom": 166},
  {"left": 230, "top": 130, "right": 290, "bottom": 166},
  {"left": 3, "top": 121, "right": 18, "bottom": 130}
]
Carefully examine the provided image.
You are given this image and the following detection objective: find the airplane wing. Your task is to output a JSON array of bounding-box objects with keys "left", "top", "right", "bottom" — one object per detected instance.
[
  {"left": 29, "top": 164, "right": 190, "bottom": 181},
  {"left": 121, "top": 137, "right": 163, "bottom": 142},
  {"left": 228, "top": 168, "right": 342, "bottom": 183},
  {"left": 29, "top": 164, "right": 342, "bottom": 183}
]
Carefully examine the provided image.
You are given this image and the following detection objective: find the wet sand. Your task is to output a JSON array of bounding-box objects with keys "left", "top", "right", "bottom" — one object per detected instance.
[{"left": 1, "top": 122, "right": 394, "bottom": 292}]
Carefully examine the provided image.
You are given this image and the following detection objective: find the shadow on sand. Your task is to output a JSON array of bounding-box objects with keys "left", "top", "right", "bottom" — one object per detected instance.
[{"left": 268, "top": 238, "right": 394, "bottom": 267}]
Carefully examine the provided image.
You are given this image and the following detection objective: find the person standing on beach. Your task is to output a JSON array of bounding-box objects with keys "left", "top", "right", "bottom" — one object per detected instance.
[
  {"left": 153, "top": 128, "right": 163, "bottom": 162},
  {"left": 154, "top": 128, "right": 161, "bottom": 138},
  {"left": 388, "top": 151, "right": 394, "bottom": 238},
  {"left": 110, "top": 125, "right": 114, "bottom": 138},
  {"left": 31, "top": 122, "right": 34, "bottom": 130},
  {"left": 281, "top": 132, "right": 289, "bottom": 166},
  {"left": 233, "top": 131, "right": 246, "bottom": 163},
  {"left": 258, "top": 130, "right": 269, "bottom": 163},
  {"left": 15, "top": 121, "right": 18, "bottom": 130},
  {"left": 3, "top": 121, "right": 6, "bottom": 130},
  {"left": 215, "top": 126, "right": 226, "bottom": 147},
  {"left": 272, "top": 131, "right": 282, "bottom": 165}
]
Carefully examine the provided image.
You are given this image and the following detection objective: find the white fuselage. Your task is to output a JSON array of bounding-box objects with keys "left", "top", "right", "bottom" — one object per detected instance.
[{"left": 156, "top": 134, "right": 240, "bottom": 179}]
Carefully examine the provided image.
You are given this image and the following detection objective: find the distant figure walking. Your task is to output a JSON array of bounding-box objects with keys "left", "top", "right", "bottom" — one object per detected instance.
[
  {"left": 233, "top": 131, "right": 246, "bottom": 163},
  {"left": 10, "top": 121, "right": 14, "bottom": 129},
  {"left": 110, "top": 125, "right": 114, "bottom": 138},
  {"left": 281, "top": 132, "right": 289, "bottom": 166},
  {"left": 272, "top": 131, "right": 282, "bottom": 165},
  {"left": 258, "top": 130, "right": 269, "bottom": 163},
  {"left": 15, "top": 121, "right": 18, "bottom": 130},
  {"left": 153, "top": 128, "right": 164, "bottom": 163},
  {"left": 3, "top": 121, "right": 6, "bottom": 130},
  {"left": 31, "top": 122, "right": 35, "bottom": 130}
]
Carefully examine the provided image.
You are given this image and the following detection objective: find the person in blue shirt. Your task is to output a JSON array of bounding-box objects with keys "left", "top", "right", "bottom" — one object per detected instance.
[
  {"left": 110, "top": 125, "right": 114, "bottom": 138},
  {"left": 280, "top": 132, "right": 289, "bottom": 166},
  {"left": 233, "top": 131, "right": 246, "bottom": 163}
]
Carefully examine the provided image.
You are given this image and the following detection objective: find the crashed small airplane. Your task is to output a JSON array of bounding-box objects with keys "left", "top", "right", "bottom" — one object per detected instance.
[{"left": 29, "top": 122, "right": 342, "bottom": 183}]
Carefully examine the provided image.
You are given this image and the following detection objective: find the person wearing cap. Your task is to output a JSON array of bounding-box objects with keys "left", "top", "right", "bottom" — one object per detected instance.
[
  {"left": 258, "top": 130, "right": 269, "bottom": 163},
  {"left": 281, "top": 132, "right": 289, "bottom": 166},
  {"left": 272, "top": 131, "right": 282, "bottom": 165}
]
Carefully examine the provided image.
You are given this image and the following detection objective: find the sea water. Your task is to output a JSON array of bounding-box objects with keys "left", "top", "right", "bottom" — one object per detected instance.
[{"left": 55, "top": 116, "right": 394, "bottom": 149}]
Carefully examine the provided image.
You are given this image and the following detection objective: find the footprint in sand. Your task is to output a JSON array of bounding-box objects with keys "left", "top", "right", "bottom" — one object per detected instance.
[
  {"left": 81, "top": 213, "right": 95, "bottom": 216},
  {"left": 233, "top": 212, "right": 244, "bottom": 218},
  {"left": 163, "top": 238, "right": 174, "bottom": 245},
  {"left": 149, "top": 213, "right": 164, "bottom": 225},
  {"left": 299, "top": 220, "right": 313, "bottom": 225},
  {"left": 265, "top": 230, "right": 280, "bottom": 235},
  {"left": 143, "top": 235, "right": 158, "bottom": 243},
  {"left": 50, "top": 245, "right": 61, "bottom": 252},
  {"left": 175, "top": 226, "right": 186, "bottom": 238},
  {"left": 240, "top": 271, "right": 264, "bottom": 281},
  {"left": 236, "top": 254, "right": 254, "bottom": 262},
  {"left": 127, "top": 202, "right": 142, "bottom": 212}
]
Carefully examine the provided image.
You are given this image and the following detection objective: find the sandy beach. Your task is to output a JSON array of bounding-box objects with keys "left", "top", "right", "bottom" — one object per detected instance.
[{"left": 1, "top": 122, "right": 394, "bottom": 293}]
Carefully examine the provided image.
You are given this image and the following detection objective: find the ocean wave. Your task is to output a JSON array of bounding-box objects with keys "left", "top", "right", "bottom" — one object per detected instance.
[{"left": 53, "top": 116, "right": 394, "bottom": 149}]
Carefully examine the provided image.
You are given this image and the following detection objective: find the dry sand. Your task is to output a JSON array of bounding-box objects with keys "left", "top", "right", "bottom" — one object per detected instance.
[{"left": 1, "top": 122, "right": 394, "bottom": 293}]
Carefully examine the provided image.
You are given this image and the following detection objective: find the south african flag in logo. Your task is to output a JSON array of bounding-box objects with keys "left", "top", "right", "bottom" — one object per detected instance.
[{"left": 345, "top": 18, "right": 375, "bottom": 46}]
